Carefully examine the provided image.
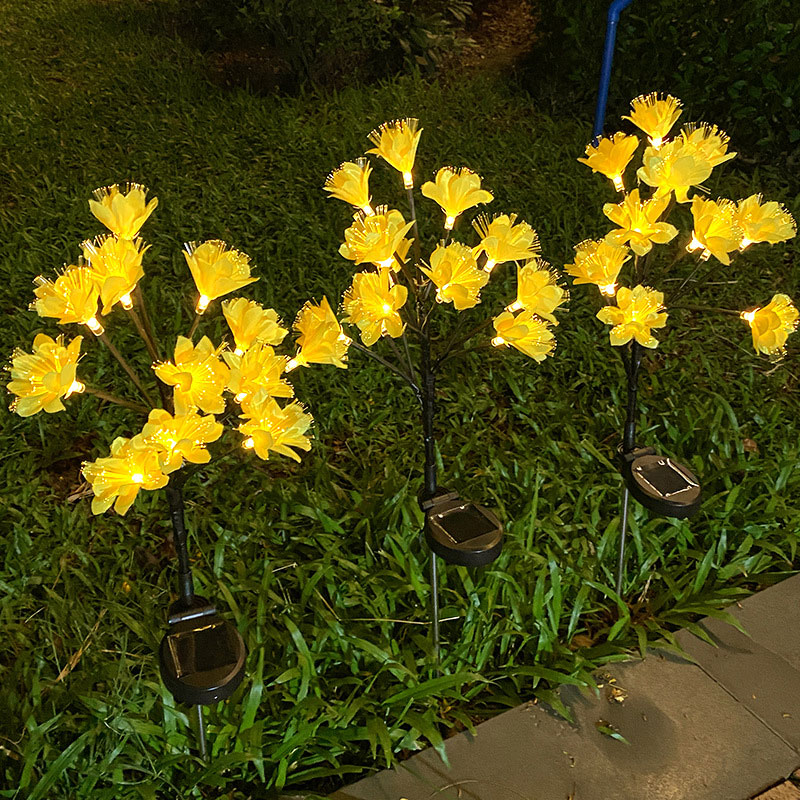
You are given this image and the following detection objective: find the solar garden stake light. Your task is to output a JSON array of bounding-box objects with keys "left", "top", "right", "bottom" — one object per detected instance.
[
  {"left": 291, "top": 119, "right": 570, "bottom": 660},
  {"left": 568, "top": 94, "right": 798, "bottom": 597},
  {"left": 6, "top": 184, "right": 322, "bottom": 755}
]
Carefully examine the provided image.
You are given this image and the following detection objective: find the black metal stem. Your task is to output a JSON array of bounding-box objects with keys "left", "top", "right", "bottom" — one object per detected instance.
[
  {"left": 420, "top": 319, "right": 437, "bottom": 500},
  {"left": 622, "top": 340, "right": 642, "bottom": 453},
  {"left": 166, "top": 472, "right": 195, "bottom": 606}
]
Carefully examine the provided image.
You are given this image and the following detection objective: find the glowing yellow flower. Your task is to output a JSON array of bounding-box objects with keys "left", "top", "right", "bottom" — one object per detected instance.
[
  {"left": 565, "top": 238, "right": 630, "bottom": 295},
  {"left": 342, "top": 269, "right": 408, "bottom": 346},
  {"left": 741, "top": 294, "right": 799, "bottom": 356},
  {"left": 184, "top": 240, "right": 258, "bottom": 314},
  {"left": 221, "top": 297, "right": 287, "bottom": 355},
  {"left": 290, "top": 297, "right": 351, "bottom": 369},
  {"left": 491, "top": 310, "right": 556, "bottom": 362},
  {"left": 223, "top": 344, "right": 293, "bottom": 402},
  {"left": 324, "top": 159, "right": 373, "bottom": 213},
  {"left": 687, "top": 197, "right": 742, "bottom": 265},
  {"left": 472, "top": 214, "right": 540, "bottom": 272},
  {"left": 32, "top": 266, "right": 100, "bottom": 328},
  {"left": 339, "top": 206, "right": 414, "bottom": 268},
  {"left": 604, "top": 189, "right": 678, "bottom": 256},
  {"left": 7, "top": 333, "right": 84, "bottom": 417},
  {"left": 82, "top": 235, "right": 147, "bottom": 314},
  {"left": 82, "top": 435, "right": 168, "bottom": 516},
  {"left": 637, "top": 138, "right": 714, "bottom": 203},
  {"left": 89, "top": 183, "right": 158, "bottom": 239},
  {"left": 420, "top": 242, "right": 489, "bottom": 310},
  {"left": 141, "top": 408, "right": 223, "bottom": 473},
  {"left": 577, "top": 133, "right": 639, "bottom": 190},
  {"left": 367, "top": 118, "right": 423, "bottom": 188},
  {"left": 239, "top": 393, "right": 312, "bottom": 462},
  {"left": 596, "top": 285, "right": 668, "bottom": 348},
  {"left": 680, "top": 123, "right": 736, "bottom": 168},
  {"left": 736, "top": 195, "right": 797, "bottom": 249},
  {"left": 154, "top": 335, "right": 229, "bottom": 414},
  {"left": 623, "top": 93, "right": 683, "bottom": 147},
  {"left": 421, "top": 167, "right": 493, "bottom": 230},
  {"left": 507, "top": 261, "right": 567, "bottom": 324}
]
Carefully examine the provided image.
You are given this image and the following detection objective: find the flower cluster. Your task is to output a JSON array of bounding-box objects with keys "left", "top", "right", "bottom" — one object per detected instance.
[{"left": 572, "top": 93, "right": 797, "bottom": 356}]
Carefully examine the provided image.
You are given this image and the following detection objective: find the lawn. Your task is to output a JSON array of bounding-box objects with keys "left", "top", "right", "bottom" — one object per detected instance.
[{"left": 1, "top": 0, "right": 799, "bottom": 797}]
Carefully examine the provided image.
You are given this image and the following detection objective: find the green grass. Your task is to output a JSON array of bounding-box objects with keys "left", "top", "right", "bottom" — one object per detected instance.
[{"left": 1, "top": 0, "right": 799, "bottom": 797}]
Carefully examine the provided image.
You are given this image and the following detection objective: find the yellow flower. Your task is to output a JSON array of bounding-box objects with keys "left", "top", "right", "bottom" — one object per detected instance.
[
  {"left": 82, "top": 235, "right": 147, "bottom": 314},
  {"left": 89, "top": 183, "right": 158, "bottom": 239},
  {"left": 736, "top": 195, "right": 797, "bottom": 249},
  {"left": 239, "top": 393, "right": 312, "bottom": 462},
  {"left": 32, "top": 266, "right": 101, "bottom": 328},
  {"left": 636, "top": 138, "right": 714, "bottom": 203},
  {"left": 184, "top": 240, "right": 258, "bottom": 314},
  {"left": 154, "top": 335, "right": 229, "bottom": 414},
  {"left": 680, "top": 123, "right": 736, "bottom": 168},
  {"left": 324, "top": 159, "right": 373, "bottom": 213},
  {"left": 342, "top": 269, "right": 408, "bottom": 346},
  {"left": 367, "top": 118, "right": 423, "bottom": 188},
  {"left": 491, "top": 310, "right": 556, "bottom": 362},
  {"left": 508, "top": 261, "right": 567, "bottom": 323},
  {"left": 688, "top": 197, "right": 742, "bottom": 265},
  {"left": 339, "top": 206, "right": 414, "bottom": 268},
  {"left": 141, "top": 408, "right": 223, "bottom": 473},
  {"left": 223, "top": 344, "right": 293, "bottom": 402},
  {"left": 577, "top": 132, "right": 639, "bottom": 190},
  {"left": 7, "top": 333, "right": 84, "bottom": 417},
  {"left": 421, "top": 167, "right": 493, "bottom": 230},
  {"left": 742, "top": 294, "right": 799, "bottom": 355},
  {"left": 604, "top": 189, "right": 678, "bottom": 256},
  {"left": 623, "top": 93, "right": 683, "bottom": 147},
  {"left": 82, "top": 435, "right": 168, "bottom": 516},
  {"left": 420, "top": 242, "right": 489, "bottom": 310},
  {"left": 472, "top": 213, "right": 540, "bottom": 272},
  {"left": 290, "top": 297, "right": 351, "bottom": 369},
  {"left": 221, "top": 297, "right": 287, "bottom": 355},
  {"left": 565, "top": 238, "right": 630, "bottom": 295},
  {"left": 596, "top": 285, "right": 668, "bottom": 348}
]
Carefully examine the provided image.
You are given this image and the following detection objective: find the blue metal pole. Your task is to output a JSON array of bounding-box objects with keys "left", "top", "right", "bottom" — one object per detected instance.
[{"left": 592, "top": 0, "right": 634, "bottom": 141}]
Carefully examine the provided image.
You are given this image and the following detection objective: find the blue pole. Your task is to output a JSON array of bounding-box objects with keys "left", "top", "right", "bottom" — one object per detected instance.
[{"left": 592, "top": 0, "right": 634, "bottom": 142}]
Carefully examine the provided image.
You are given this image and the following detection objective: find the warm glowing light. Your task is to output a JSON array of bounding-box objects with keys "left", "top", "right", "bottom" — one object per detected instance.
[
  {"left": 85, "top": 316, "right": 104, "bottom": 335},
  {"left": 649, "top": 136, "right": 663, "bottom": 149},
  {"left": 687, "top": 236, "right": 703, "bottom": 253},
  {"left": 119, "top": 292, "right": 133, "bottom": 310},
  {"left": 381, "top": 303, "right": 392, "bottom": 314},
  {"left": 403, "top": 171, "right": 413, "bottom": 189},
  {"left": 243, "top": 437, "right": 255, "bottom": 449},
  {"left": 444, "top": 215, "right": 456, "bottom": 230},
  {"left": 612, "top": 175, "right": 624, "bottom": 192},
  {"left": 506, "top": 300, "right": 523, "bottom": 312},
  {"left": 491, "top": 336, "right": 506, "bottom": 347},
  {"left": 379, "top": 257, "right": 394, "bottom": 269},
  {"left": 234, "top": 347, "right": 244, "bottom": 356},
  {"left": 483, "top": 258, "right": 497, "bottom": 273},
  {"left": 337, "top": 333, "right": 352, "bottom": 346},
  {"left": 235, "top": 392, "right": 248, "bottom": 402},
  {"left": 739, "top": 236, "right": 752, "bottom": 251},
  {"left": 131, "top": 472, "right": 144, "bottom": 484},
  {"left": 196, "top": 294, "right": 210, "bottom": 314},
  {"left": 65, "top": 380, "right": 85, "bottom": 398},
  {"left": 741, "top": 310, "right": 757, "bottom": 323},
  {"left": 361, "top": 204, "right": 374, "bottom": 216},
  {"left": 600, "top": 283, "right": 618, "bottom": 297},
  {"left": 285, "top": 358, "right": 301, "bottom": 372}
]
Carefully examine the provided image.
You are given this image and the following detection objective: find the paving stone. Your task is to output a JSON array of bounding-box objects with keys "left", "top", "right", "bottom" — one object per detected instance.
[
  {"left": 753, "top": 782, "right": 800, "bottom": 800},
  {"left": 334, "top": 653, "right": 798, "bottom": 800}
]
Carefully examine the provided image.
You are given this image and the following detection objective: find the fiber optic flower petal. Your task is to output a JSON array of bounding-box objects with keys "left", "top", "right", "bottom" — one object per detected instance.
[
  {"left": 742, "top": 294, "right": 799, "bottom": 356},
  {"left": 577, "top": 132, "right": 639, "bottom": 190},
  {"left": 472, "top": 213, "right": 541, "bottom": 270},
  {"left": 604, "top": 189, "right": 678, "bottom": 256},
  {"left": 492, "top": 310, "right": 556, "bottom": 362},
  {"left": 184, "top": 240, "right": 258, "bottom": 312},
  {"left": 292, "top": 297, "right": 350, "bottom": 369},
  {"left": 154, "top": 335, "right": 229, "bottom": 415},
  {"left": 342, "top": 269, "right": 408, "bottom": 346},
  {"left": 222, "top": 297, "right": 287, "bottom": 354},
  {"left": 623, "top": 93, "right": 683, "bottom": 146},
  {"left": 420, "top": 242, "right": 489, "bottom": 310},
  {"left": 688, "top": 197, "right": 742, "bottom": 265},
  {"left": 736, "top": 195, "right": 797, "bottom": 248},
  {"left": 82, "top": 235, "right": 147, "bottom": 314},
  {"left": 141, "top": 408, "right": 223, "bottom": 473},
  {"left": 565, "top": 238, "right": 630, "bottom": 295},
  {"left": 680, "top": 123, "right": 736, "bottom": 168},
  {"left": 596, "top": 285, "right": 667, "bottom": 348},
  {"left": 7, "top": 333, "right": 83, "bottom": 417},
  {"left": 421, "top": 167, "right": 493, "bottom": 229},
  {"left": 223, "top": 344, "right": 293, "bottom": 401},
  {"left": 339, "top": 206, "right": 414, "bottom": 268},
  {"left": 32, "top": 266, "right": 100, "bottom": 326},
  {"left": 89, "top": 183, "right": 158, "bottom": 239},
  {"left": 324, "top": 159, "right": 373, "bottom": 212},
  {"left": 637, "top": 138, "right": 714, "bottom": 203},
  {"left": 512, "top": 261, "right": 568, "bottom": 324},
  {"left": 239, "top": 393, "right": 312, "bottom": 462},
  {"left": 82, "top": 435, "right": 168, "bottom": 516},
  {"left": 367, "top": 118, "right": 423, "bottom": 185}
]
